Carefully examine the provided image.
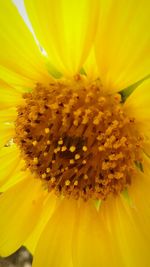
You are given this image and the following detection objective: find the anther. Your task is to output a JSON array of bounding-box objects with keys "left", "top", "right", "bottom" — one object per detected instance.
[
  {"left": 98, "top": 146, "right": 105, "bottom": 152},
  {"left": 75, "top": 154, "right": 80, "bottom": 160},
  {"left": 50, "top": 177, "right": 56, "bottom": 183},
  {"left": 84, "top": 174, "right": 88, "bottom": 180},
  {"left": 58, "top": 139, "right": 63, "bottom": 145},
  {"left": 42, "top": 173, "right": 46, "bottom": 179},
  {"left": 46, "top": 168, "right": 51, "bottom": 173},
  {"left": 73, "top": 119, "right": 79, "bottom": 126},
  {"left": 65, "top": 180, "right": 71, "bottom": 186},
  {"left": 82, "top": 146, "right": 87, "bottom": 152},
  {"left": 45, "top": 128, "right": 50, "bottom": 134},
  {"left": 33, "top": 157, "right": 38, "bottom": 164},
  {"left": 61, "top": 146, "right": 67, "bottom": 152},
  {"left": 32, "top": 140, "right": 37, "bottom": 146},
  {"left": 69, "top": 146, "right": 76, "bottom": 152},
  {"left": 74, "top": 180, "right": 78, "bottom": 186}
]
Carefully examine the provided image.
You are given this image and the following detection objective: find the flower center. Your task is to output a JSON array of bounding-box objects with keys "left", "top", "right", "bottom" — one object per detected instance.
[{"left": 14, "top": 75, "right": 143, "bottom": 201}]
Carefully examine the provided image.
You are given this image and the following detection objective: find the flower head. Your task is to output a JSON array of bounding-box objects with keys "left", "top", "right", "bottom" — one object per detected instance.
[{"left": 0, "top": 0, "right": 150, "bottom": 267}]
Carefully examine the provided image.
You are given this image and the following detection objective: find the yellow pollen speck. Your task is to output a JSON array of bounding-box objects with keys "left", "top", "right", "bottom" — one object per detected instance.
[
  {"left": 54, "top": 148, "right": 58, "bottom": 154},
  {"left": 61, "top": 146, "right": 67, "bottom": 152},
  {"left": 50, "top": 177, "right": 56, "bottom": 183},
  {"left": 98, "top": 146, "right": 104, "bottom": 151},
  {"left": 45, "top": 128, "right": 50, "bottom": 134},
  {"left": 93, "top": 118, "right": 99, "bottom": 125},
  {"left": 65, "top": 180, "right": 71, "bottom": 186},
  {"left": 54, "top": 147, "right": 60, "bottom": 154},
  {"left": 98, "top": 96, "right": 106, "bottom": 105},
  {"left": 47, "top": 140, "right": 51, "bottom": 145},
  {"left": 58, "top": 139, "right": 63, "bottom": 145},
  {"left": 82, "top": 113, "right": 90, "bottom": 124},
  {"left": 69, "top": 146, "right": 76, "bottom": 152},
  {"left": 82, "top": 146, "right": 87, "bottom": 152},
  {"left": 82, "top": 160, "right": 87, "bottom": 165},
  {"left": 75, "top": 154, "right": 80, "bottom": 160},
  {"left": 33, "top": 157, "right": 38, "bottom": 164},
  {"left": 84, "top": 174, "right": 88, "bottom": 180},
  {"left": 74, "top": 180, "right": 78, "bottom": 186},
  {"left": 46, "top": 168, "right": 51, "bottom": 173},
  {"left": 108, "top": 174, "right": 114, "bottom": 179},
  {"left": 97, "top": 135, "right": 103, "bottom": 141},
  {"left": 42, "top": 173, "right": 46, "bottom": 179},
  {"left": 73, "top": 119, "right": 79, "bottom": 126},
  {"left": 44, "top": 152, "right": 48, "bottom": 157},
  {"left": 32, "top": 140, "right": 37, "bottom": 146},
  {"left": 115, "top": 172, "right": 124, "bottom": 179},
  {"left": 70, "top": 159, "right": 75, "bottom": 164},
  {"left": 74, "top": 108, "right": 82, "bottom": 116}
]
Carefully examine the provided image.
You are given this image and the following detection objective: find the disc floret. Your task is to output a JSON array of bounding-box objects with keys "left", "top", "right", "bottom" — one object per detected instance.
[{"left": 14, "top": 76, "right": 143, "bottom": 200}]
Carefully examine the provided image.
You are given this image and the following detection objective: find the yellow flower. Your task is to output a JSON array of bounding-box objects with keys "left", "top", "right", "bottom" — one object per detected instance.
[{"left": 0, "top": 0, "right": 150, "bottom": 267}]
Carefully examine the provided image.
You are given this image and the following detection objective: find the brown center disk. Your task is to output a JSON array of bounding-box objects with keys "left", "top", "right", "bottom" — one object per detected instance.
[{"left": 14, "top": 76, "right": 143, "bottom": 201}]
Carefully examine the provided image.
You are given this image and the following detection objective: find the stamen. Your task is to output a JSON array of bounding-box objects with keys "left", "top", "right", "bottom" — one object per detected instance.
[
  {"left": 14, "top": 76, "right": 143, "bottom": 201},
  {"left": 69, "top": 146, "right": 76, "bottom": 152}
]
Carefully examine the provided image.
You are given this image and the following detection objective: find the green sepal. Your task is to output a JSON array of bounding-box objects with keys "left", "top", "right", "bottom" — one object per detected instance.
[
  {"left": 122, "top": 188, "right": 133, "bottom": 207},
  {"left": 93, "top": 199, "right": 102, "bottom": 211},
  {"left": 120, "top": 74, "right": 150, "bottom": 103},
  {"left": 135, "top": 161, "right": 144, "bottom": 172}
]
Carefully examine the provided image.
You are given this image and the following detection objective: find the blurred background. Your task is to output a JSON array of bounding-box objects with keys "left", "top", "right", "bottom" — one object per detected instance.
[{"left": 0, "top": 247, "right": 32, "bottom": 267}]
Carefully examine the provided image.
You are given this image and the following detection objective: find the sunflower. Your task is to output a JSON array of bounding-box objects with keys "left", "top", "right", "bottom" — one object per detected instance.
[{"left": 0, "top": 0, "right": 150, "bottom": 266}]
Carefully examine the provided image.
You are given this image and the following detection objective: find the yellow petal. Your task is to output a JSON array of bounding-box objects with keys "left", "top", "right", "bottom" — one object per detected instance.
[
  {"left": 0, "top": 176, "right": 46, "bottom": 256},
  {"left": 128, "top": 157, "right": 150, "bottom": 240},
  {"left": 0, "top": 144, "right": 21, "bottom": 189},
  {"left": 95, "top": 0, "right": 150, "bottom": 92},
  {"left": 124, "top": 79, "right": 150, "bottom": 134},
  {"left": 0, "top": 65, "right": 35, "bottom": 90},
  {"left": 143, "top": 137, "right": 150, "bottom": 158},
  {"left": 0, "top": 162, "right": 25, "bottom": 192},
  {"left": 0, "top": 0, "right": 51, "bottom": 83},
  {"left": 72, "top": 200, "right": 123, "bottom": 267},
  {"left": 0, "top": 108, "right": 17, "bottom": 124},
  {"left": 0, "top": 107, "right": 16, "bottom": 147},
  {"left": 0, "top": 80, "right": 23, "bottom": 109},
  {"left": 0, "top": 143, "right": 25, "bottom": 192},
  {"left": 84, "top": 48, "right": 99, "bottom": 80},
  {"left": 101, "top": 192, "right": 150, "bottom": 267},
  {"left": 32, "top": 198, "right": 77, "bottom": 267},
  {"left": 0, "top": 124, "right": 14, "bottom": 148},
  {"left": 24, "top": 193, "right": 58, "bottom": 254},
  {"left": 24, "top": 0, "right": 100, "bottom": 75}
]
